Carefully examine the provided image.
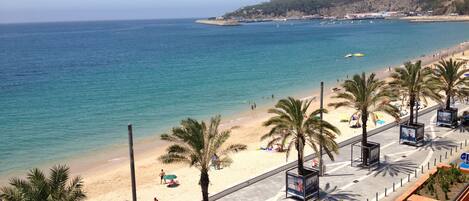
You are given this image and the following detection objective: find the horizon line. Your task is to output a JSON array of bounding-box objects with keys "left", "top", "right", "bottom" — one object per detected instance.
[{"left": 0, "top": 16, "right": 213, "bottom": 25}]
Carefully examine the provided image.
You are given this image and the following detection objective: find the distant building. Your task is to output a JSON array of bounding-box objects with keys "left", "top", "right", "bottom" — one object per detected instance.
[{"left": 344, "top": 12, "right": 385, "bottom": 20}]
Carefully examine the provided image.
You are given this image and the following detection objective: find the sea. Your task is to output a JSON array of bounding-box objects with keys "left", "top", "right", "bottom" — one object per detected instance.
[{"left": 1, "top": 18, "right": 469, "bottom": 178}]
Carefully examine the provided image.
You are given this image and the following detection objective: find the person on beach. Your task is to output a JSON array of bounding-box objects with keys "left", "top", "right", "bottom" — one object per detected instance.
[
  {"left": 272, "top": 94, "right": 274, "bottom": 99},
  {"left": 251, "top": 105, "right": 254, "bottom": 110},
  {"left": 211, "top": 154, "right": 218, "bottom": 170},
  {"left": 159, "top": 169, "right": 166, "bottom": 184}
]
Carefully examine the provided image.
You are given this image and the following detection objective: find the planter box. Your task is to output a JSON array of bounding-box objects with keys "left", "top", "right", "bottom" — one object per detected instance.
[
  {"left": 437, "top": 108, "right": 458, "bottom": 128},
  {"left": 286, "top": 167, "right": 319, "bottom": 200},
  {"left": 463, "top": 111, "right": 469, "bottom": 127},
  {"left": 395, "top": 164, "right": 469, "bottom": 201},
  {"left": 399, "top": 123, "right": 425, "bottom": 146},
  {"left": 364, "top": 142, "right": 380, "bottom": 167},
  {"left": 351, "top": 141, "right": 380, "bottom": 168}
]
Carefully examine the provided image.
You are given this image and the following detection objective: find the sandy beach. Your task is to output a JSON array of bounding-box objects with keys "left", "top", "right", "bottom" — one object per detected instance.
[
  {"left": 54, "top": 40, "right": 468, "bottom": 201},
  {"left": 0, "top": 42, "right": 465, "bottom": 200},
  {"left": 401, "top": 15, "right": 469, "bottom": 22}
]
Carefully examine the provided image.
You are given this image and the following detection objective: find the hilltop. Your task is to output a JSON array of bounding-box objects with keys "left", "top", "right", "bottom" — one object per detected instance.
[{"left": 224, "top": 0, "right": 469, "bottom": 19}]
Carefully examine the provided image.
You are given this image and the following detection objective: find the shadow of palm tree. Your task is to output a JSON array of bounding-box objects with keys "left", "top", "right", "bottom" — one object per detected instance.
[
  {"left": 369, "top": 159, "right": 417, "bottom": 177},
  {"left": 318, "top": 183, "right": 361, "bottom": 201},
  {"left": 420, "top": 137, "right": 458, "bottom": 152}
]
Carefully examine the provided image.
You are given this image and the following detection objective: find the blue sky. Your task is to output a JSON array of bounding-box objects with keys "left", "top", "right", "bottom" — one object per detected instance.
[{"left": 0, "top": 0, "right": 265, "bottom": 23}]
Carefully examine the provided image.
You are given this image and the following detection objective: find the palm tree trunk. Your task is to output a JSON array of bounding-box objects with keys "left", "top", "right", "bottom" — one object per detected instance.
[
  {"left": 445, "top": 93, "right": 451, "bottom": 110},
  {"left": 297, "top": 136, "right": 305, "bottom": 175},
  {"left": 361, "top": 110, "right": 368, "bottom": 166},
  {"left": 409, "top": 95, "right": 415, "bottom": 125},
  {"left": 200, "top": 170, "right": 210, "bottom": 201}
]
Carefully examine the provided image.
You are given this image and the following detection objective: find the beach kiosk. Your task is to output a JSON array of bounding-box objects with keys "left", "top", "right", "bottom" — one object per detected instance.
[
  {"left": 399, "top": 123, "right": 425, "bottom": 146},
  {"left": 437, "top": 108, "right": 458, "bottom": 128},
  {"left": 286, "top": 167, "right": 319, "bottom": 200}
]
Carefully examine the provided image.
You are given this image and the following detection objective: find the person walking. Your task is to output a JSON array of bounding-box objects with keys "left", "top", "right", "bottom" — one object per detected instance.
[{"left": 159, "top": 169, "right": 166, "bottom": 184}]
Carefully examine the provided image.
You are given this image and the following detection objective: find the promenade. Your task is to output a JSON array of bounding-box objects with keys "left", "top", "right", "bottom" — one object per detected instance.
[{"left": 216, "top": 102, "right": 469, "bottom": 201}]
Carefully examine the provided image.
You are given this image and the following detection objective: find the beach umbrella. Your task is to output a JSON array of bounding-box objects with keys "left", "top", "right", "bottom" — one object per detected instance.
[{"left": 163, "top": 174, "right": 177, "bottom": 180}]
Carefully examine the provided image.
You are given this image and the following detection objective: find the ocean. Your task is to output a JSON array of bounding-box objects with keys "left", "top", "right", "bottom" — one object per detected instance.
[{"left": 1, "top": 19, "right": 469, "bottom": 178}]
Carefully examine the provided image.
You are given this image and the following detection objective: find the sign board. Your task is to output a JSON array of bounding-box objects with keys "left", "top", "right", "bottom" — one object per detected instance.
[
  {"left": 304, "top": 174, "right": 319, "bottom": 196},
  {"left": 369, "top": 146, "right": 379, "bottom": 164},
  {"left": 461, "top": 152, "right": 469, "bottom": 164},
  {"left": 400, "top": 124, "right": 425, "bottom": 145},
  {"left": 437, "top": 110, "right": 453, "bottom": 123},
  {"left": 286, "top": 175, "right": 303, "bottom": 197},
  {"left": 400, "top": 126, "right": 416, "bottom": 143}
]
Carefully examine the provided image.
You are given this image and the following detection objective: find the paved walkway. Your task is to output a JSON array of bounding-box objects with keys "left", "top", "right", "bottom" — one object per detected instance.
[{"left": 217, "top": 103, "right": 469, "bottom": 201}]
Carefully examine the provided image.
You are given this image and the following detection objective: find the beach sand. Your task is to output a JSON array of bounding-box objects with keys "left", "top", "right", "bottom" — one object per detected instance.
[
  {"left": 47, "top": 42, "right": 469, "bottom": 201},
  {"left": 401, "top": 15, "right": 469, "bottom": 22}
]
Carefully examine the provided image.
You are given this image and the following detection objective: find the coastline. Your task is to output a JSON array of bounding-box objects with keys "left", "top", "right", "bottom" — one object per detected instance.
[
  {"left": 401, "top": 15, "right": 469, "bottom": 22},
  {"left": 1, "top": 41, "right": 468, "bottom": 200},
  {"left": 195, "top": 19, "right": 240, "bottom": 26},
  {"left": 78, "top": 42, "right": 469, "bottom": 200}
]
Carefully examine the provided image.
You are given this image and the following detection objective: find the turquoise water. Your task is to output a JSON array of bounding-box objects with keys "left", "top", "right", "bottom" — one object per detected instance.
[{"left": 1, "top": 19, "right": 469, "bottom": 176}]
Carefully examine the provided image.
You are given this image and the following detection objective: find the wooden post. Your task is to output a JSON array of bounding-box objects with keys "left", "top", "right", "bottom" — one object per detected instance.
[
  {"left": 319, "top": 82, "right": 324, "bottom": 176},
  {"left": 128, "top": 124, "right": 137, "bottom": 201}
]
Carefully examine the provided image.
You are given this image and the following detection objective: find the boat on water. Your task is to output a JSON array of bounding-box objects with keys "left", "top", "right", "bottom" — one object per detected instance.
[
  {"left": 345, "top": 53, "right": 365, "bottom": 58},
  {"left": 353, "top": 53, "right": 365, "bottom": 57}
]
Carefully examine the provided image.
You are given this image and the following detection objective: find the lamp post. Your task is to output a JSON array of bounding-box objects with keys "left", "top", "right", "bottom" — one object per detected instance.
[
  {"left": 128, "top": 124, "right": 137, "bottom": 201},
  {"left": 319, "top": 81, "right": 324, "bottom": 176}
]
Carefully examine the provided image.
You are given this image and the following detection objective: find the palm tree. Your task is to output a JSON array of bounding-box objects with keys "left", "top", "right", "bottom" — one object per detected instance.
[
  {"left": 329, "top": 73, "right": 399, "bottom": 166},
  {"left": 389, "top": 60, "right": 441, "bottom": 124},
  {"left": 0, "top": 165, "right": 86, "bottom": 201},
  {"left": 159, "top": 115, "right": 246, "bottom": 201},
  {"left": 433, "top": 58, "right": 469, "bottom": 110},
  {"left": 262, "top": 97, "right": 340, "bottom": 175}
]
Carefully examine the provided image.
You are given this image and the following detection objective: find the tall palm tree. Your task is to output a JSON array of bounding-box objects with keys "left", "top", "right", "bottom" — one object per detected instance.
[
  {"left": 0, "top": 165, "right": 86, "bottom": 201},
  {"left": 159, "top": 115, "right": 246, "bottom": 201},
  {"left": 390, "top": 61, "right": 441, "bottom": 124},
  {"left": 329, "top": 73, "right": 399, "bottom": 166},
  {"left": 262, "top": 97, "right": 340, "bottom": 175},
  {"left": 433, "top": 58, "right": 469, "bottom": 110}
]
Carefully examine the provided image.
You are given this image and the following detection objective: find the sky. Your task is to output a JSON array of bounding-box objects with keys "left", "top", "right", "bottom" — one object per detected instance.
[{"left": 0, "top": 0, "right": 265, "bottom": 23}]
